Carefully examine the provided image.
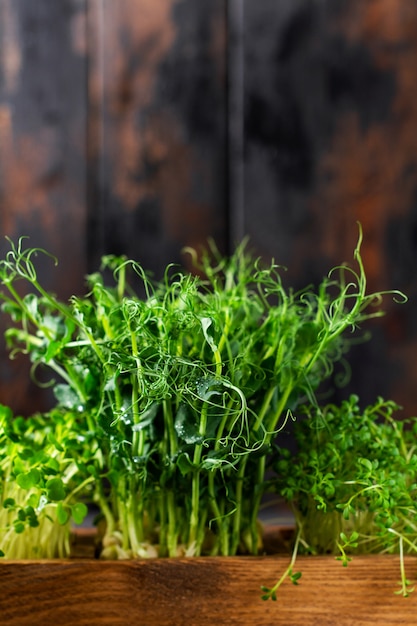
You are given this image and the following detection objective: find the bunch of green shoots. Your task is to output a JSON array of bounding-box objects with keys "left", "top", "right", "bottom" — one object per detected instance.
[
  {"left": 0, "top": 230, "right": 405, "bottom": 561},
  {"left": 269, "top": 395, "right": 417, "bottom": 599},
  {"left": 0, "top": 404, "right": 89, "bottom": 558}
]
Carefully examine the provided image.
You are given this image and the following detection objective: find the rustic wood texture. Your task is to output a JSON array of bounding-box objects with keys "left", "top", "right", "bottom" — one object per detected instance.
[
  {"left": 0, "top": 0, "right": 88, "bottom": 414},
  {"left": 0, "top": 0, "right": 228, "bottom": 414},
  {"left": 0, "top": 0, "right": 88, "bottom": 294},
  {"left": 86, "top": 0, "right": 228, "bottom": 275},
  {"left": 0, "top": 555, "right": 415, "bottom": 625},
  {"left": 242, "top": 0, "right": 417, "bottom": 415},
  {"left": 1, "top": 0, "right": 417, "bottom": 419}
]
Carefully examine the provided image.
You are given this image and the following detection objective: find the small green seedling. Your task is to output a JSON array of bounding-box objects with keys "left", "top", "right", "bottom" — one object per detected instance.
[
  {"left": 275, "top": 395, "right": 417, "bottom": 598},
  {"left": 0, "top": 227, "right": 411, "bottom": 606}
]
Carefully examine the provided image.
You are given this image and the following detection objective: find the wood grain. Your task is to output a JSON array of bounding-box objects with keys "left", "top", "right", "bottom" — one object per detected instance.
[
  {"left": 242, "top": 0, "right": 417, "bottom": 416},
  {"left": 0, "top": 0, "right": 228, "bottom": 416},
  {"left": 0, "top": 555, "right": 415, "bottom": 625},
  {"left": 86, "top": 0, "right": 228, "bottom": 276},
  {"left": 0, "top": 0, "right": 88, "bottom": 415},
  {"left": 1, "top": 0, "right": 417, "bottom": 422}
]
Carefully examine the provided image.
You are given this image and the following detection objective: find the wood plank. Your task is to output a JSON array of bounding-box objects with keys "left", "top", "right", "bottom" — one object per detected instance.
[
  {"left": 0, "top": 0, "right": 88, "bottom": 415},
  {"left": 242, "top": 0, "right": 417, "bottom": 416},
  {"left": 0, "top": 555, "right": 415, "bottom": 625},
  {"left": 87, "top": 0, "right": 228, "bottom": 277},
  {"left": 0, "top": 0, "right": 229, "bottom": 415},
  {"left": 0, "top": 0, "right": 88, "bottom": 294}
]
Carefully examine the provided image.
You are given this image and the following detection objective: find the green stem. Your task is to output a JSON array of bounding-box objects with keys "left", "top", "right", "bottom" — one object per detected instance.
[
  {"left": 266, "top": 385, "right": 293, "bottom": 435},
  {"left": 208, "top": 470, "right": 229, "bottom": 555},
  {"left": 95, "top": 482, "right": 116, "bottom": 537},
  {"left": 163, "top": 400, "right": 177, "bottom": 458},
  {"left": 130, "top": 373, "right": 143, "bottom": 458},
  {"left": 126, "top": 485, "right": 143, "bottom": 554},
  {"left": 249, "top": 455, "right": 266, "bottom": 554},
  {"left": 230, "top": 455, "right": 248, "bottom": 555},
  {"left": 188, "top": 402, "right": 209, "bottom": 554},
  {"left": 158, "top": 492, "right": 168, "bottom": 557},
  {"left": 166, "top": 490, "right": 178, "bottom": 557},
  {"left": 262, "top": 526, "right": 302, "bottom": 600},
  {"left": 253, "top": 386, "right": 276, "bottom": 433}
]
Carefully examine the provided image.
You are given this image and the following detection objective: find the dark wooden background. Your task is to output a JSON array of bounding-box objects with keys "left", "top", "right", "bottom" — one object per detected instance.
[{"left": 1, "top": 0, "right": 417, "bottom": 418}]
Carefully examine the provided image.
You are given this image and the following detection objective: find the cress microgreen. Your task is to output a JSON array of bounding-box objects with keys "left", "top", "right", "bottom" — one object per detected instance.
[
  {"left": 0, "top": 404, "right": 91, "bottom": 558},
  {"left": 274, "top": 394, "right": 417, "bottom": 597},
  {"left": 0, "top": 228, "right": 408, "bottom": 581}
]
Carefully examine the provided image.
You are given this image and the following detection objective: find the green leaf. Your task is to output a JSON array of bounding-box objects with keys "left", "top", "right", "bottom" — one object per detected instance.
[
  {"left": 45, "top": 457, "right": 60, "bottom": 473},
  {"left": 16, "top": 468, "right": 41, "bottom": 490},
  {"left": 18, "top": 447, "right": 35, "bottom": 461},
  {"left": 44, "top": 340, "right": 62, "bottom": 362},
  {"left": 53, "top": 384, "right": 81, "bottom": 410},
  {"left": 14, "top": 521, "right": 25, "bottom": 534},
  {"left": 71, "top": 502, "right": 88, "bottom": 525},
  {"left": 56, "top": 502, "right": 70, "bottom": 525},
  {"left": 342, "top": 506, "right": 351, "bottom": 521},
  {"left": 0, "top": 404, "right": 14, "bottom": 422},
  {"left": 106, "top": 469, "right": 120, "bottom": 488},
  {"left": 200, "top": 316, "right": 218, "bottom": 352},
  {"left": 47, "top": 432, "right": 64, "bottom": 452},
  {"left": 86, "top": 464, "right": 98, "bottom": 477},
  {"left": 174, "top": 405, "right": 202, "bottom": 444},
  {"left": 27, "top": 508, "right": 40, "bottom": 528},
  {"left": 45, "top": 477, "right": 66, "bottom": 501},
  {"left": 295, "top": 321, "right": 318, "bottom": 349},
  {"left": 195, "top": 376, "right": 221, "bottom": 402},
  {"left": 358, "top": 457, "right": 373, "bottom": 473},
  {"left": 132, "top": 402, "right": 159, "bottom": 432},
  {"left": 176, "top": 452, "right": 197, "bottom": 476}
]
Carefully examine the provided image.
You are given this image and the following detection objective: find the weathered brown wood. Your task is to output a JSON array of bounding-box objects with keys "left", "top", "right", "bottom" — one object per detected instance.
[
  {"left": 0, "top": 0, "right": 88, "bottom": 295},
  {"left": 0, "top": 0, "right": 228, "bottom": 416},
  {"left": 1, "top": 0, "right": 417, "bottom": 425},
  {"left": 0, "top": 555, "right": 415, "bottom": 625},
  {"left": 87, "top": 0, "right": 228, "bottom": 276},
  {"left": 0, "top": 0, "right": 88, "bottom": 415},
  {"left": 242, "top": 0, "right": 417, "bottom": 417}
]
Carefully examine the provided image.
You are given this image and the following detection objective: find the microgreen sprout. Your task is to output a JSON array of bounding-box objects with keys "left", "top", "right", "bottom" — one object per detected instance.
[
  {"left": 0, "top": 229, "right": 408, "bottom": 582},
  {"left": 336, "top": 531, "right": 359, "bottom": 566},
  {"left": 261, "top": 527, "right": 303, "bottom": 601},
  {"left": 0, "top": 404, "right": 90, "bottom": 558},
  {"left": 275, "top": 395, "right": 417, "bottom": 597}
]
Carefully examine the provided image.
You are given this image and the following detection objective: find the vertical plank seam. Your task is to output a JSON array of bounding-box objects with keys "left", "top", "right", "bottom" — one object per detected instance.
[{"left": 227, "top": 0, "right": 246, "bottom": 247}]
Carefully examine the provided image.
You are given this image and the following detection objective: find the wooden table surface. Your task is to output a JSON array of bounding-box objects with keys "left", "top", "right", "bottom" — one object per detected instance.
[{"left": 0, "top": 553, "right": 416, "bottom": 626}]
